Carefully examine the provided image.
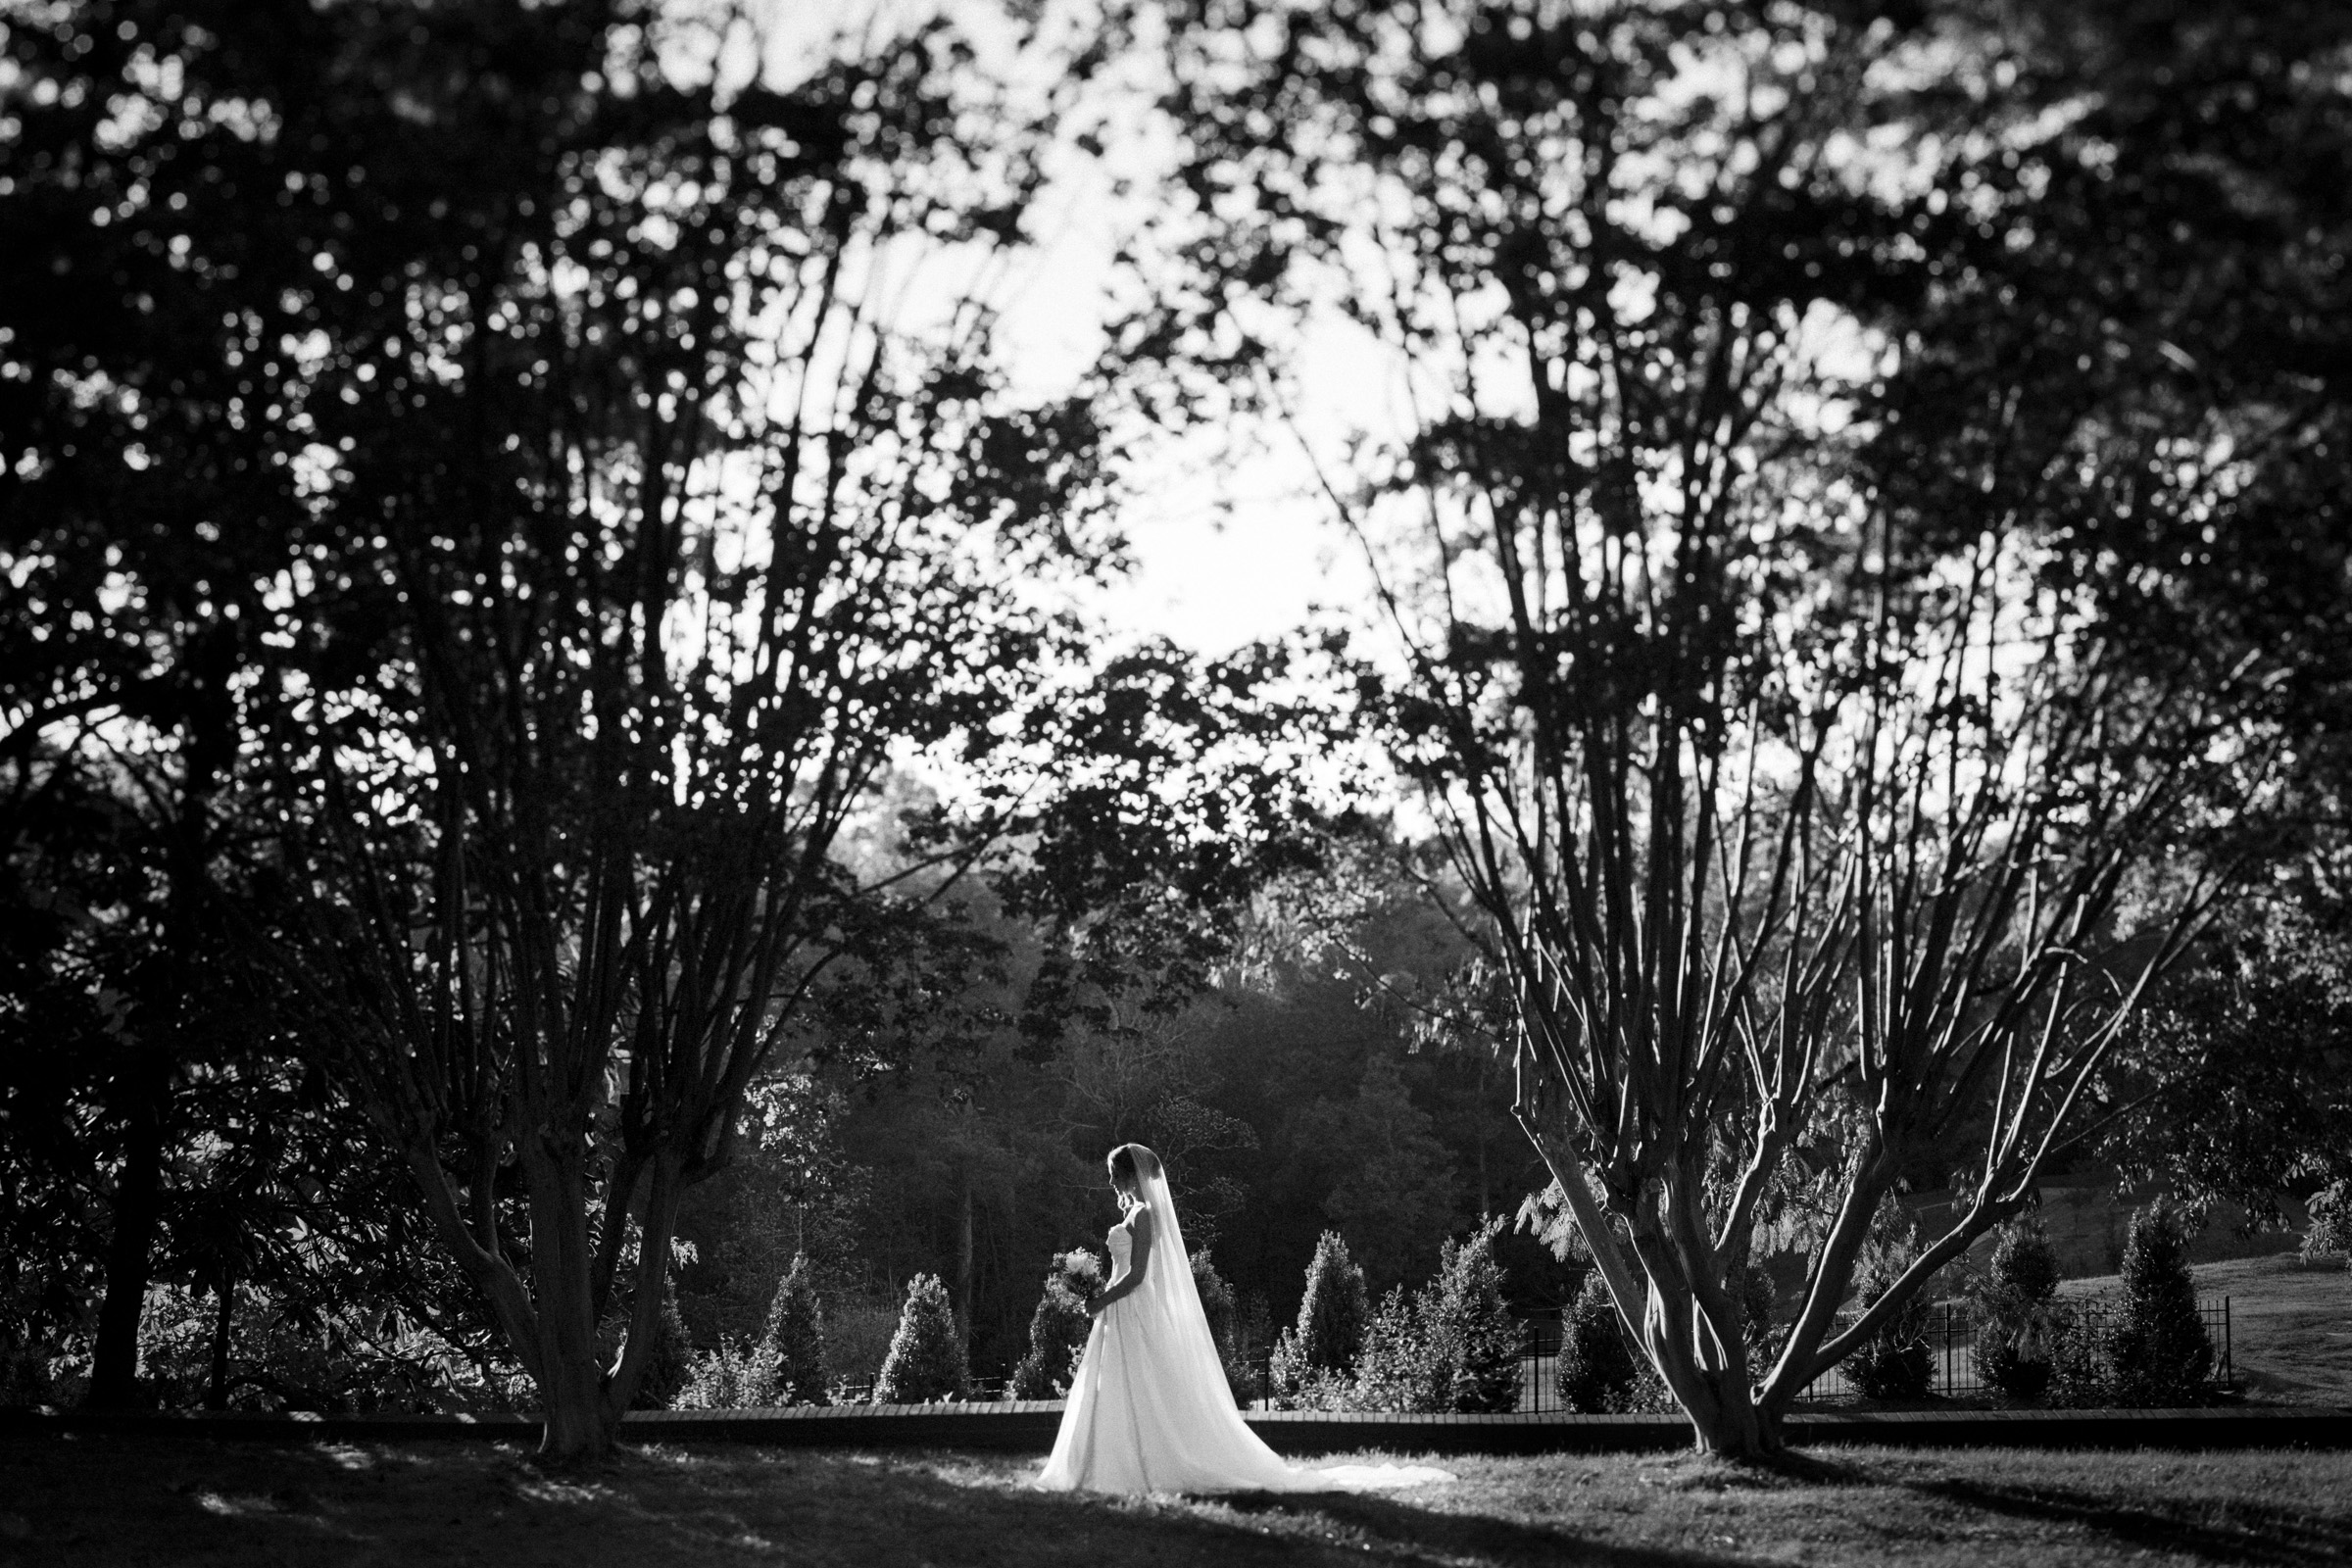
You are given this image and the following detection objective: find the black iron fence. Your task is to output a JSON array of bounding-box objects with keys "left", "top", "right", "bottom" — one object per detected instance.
[
  {"left": 1785, "top": 1296, "right": 2233, "bottom": 1403},
  {"left": 832, "top": 1296, "right": 2233, "bottom": 1410},
  {"left": 1246, "top": 1295, "right": 2233, "bottom": 1412}
]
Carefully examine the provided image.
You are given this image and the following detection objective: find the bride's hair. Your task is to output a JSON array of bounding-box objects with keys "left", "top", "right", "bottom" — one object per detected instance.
[{"left": 1106, "top": 1143, "right": 1158, "bottom": 1193}]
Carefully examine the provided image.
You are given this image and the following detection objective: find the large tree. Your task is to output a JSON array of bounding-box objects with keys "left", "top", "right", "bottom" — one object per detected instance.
[
  {"left": 236, "top": 1, "right": 1145, "bottom": 1454},
  {"left": 1135, "top": 0, "right": 2352, "bottom": 1453},
  {"left": 0, "top": 0, "right": 475, "bottom": 1404}
]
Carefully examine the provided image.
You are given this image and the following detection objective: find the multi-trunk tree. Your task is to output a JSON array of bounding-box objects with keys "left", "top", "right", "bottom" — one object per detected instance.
[
  {"left": 249, "top": 6, "right": 1135, "bottom": 1455},
  {"left": 1138, "top": 0, "right": 2352, "bottom": 1453}
]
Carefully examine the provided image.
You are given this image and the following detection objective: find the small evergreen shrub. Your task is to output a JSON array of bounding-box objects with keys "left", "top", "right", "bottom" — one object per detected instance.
[
  {"left": 1557, "top": 1269, "right": 1644, "bottom": 1413},
  {"left": 1294, "top": 1230, "right": 1370, "bottom": 1376},
  {"left": 2046, "top": 1296, "right": 2116, "bottom": 1408},
  {"left": 2303, "top": 1180, "right": 2352, "bottom": 1263},
  {"left": 760, "top": 1252, "right": 828, "bottom": 1406},
  {"left": 1846, "top": 1197, "right": 1933, "bottom": 1401},
  {"left": 2108, "top": 1200, "right": 2211, "bottom": 1405},
  {"left": 1268, "top": 1328, "right": 1354, "bottom": 1409},
  {"left": 1350, "top": 1286, "right": 1445, "bottom": 1412},
  {"left": 872, "top": 1273, "right": 969, "bottom": 1404},
  {"left": 1425, "top": 1218, "right": 1521, "bottom": 1413},
  {"left": 1267, "top": 1326, "right": 1307, "bottom": 1403},
  {"left": 1007, "top": 1250, "right": 1101, "bottom": 1400},
  {"left": 1973, "top": 1216, "right": 2062, "bottom": 1400},
  {"left": 1191, "top": 1251, "right": 1259, "bottom": 1404},
  {"left": 1345, "top": 1219, "right": 1525, "bottom": 1414},
  {"left": 676, "top": 1336, "right": 783, "bottom": 1410},
  {"left": 629, "top": 1277, "right": 695, "bottom": 1410}
]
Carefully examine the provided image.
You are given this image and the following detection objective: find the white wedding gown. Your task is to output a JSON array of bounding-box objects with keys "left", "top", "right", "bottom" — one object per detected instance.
[{"left": 1035, "top": 1163, "right": 1452, "bottom": 1496}]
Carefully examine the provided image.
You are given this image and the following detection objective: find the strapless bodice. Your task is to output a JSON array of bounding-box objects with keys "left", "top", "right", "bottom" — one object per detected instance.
[{"left": 1106, "top": 1224, "right": 1132, "bottom": 1271}]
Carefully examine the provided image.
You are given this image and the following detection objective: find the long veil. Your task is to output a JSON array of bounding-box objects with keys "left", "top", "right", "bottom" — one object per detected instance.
[{"left": 1129, "top": 1148, "right": 1236, "bottom": 1403}]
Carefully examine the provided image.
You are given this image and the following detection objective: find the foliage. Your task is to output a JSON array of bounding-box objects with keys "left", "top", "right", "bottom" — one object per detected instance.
[
  {"left": 1738, "top": 1260, "right": 1783, "bottom": 1377},
  {"left": 1846, "top": 1201, "right": 1935, "bottom": 1402},
  {"left": 1190, "top": 1251, "right": 1261, "bottom": 1404},
  {"left": 1349, "top": 1218, "right": 1523, "bottom": 1414},
  {"left": 1349, "top": 1287, "right": 1446, "bottom": 1414},
  {"left": 1422, "top": 1220, "right": 1522, "bottom": 1414},
  {"left": 1973, "top": 1217, "right": 2065, "bottom": 1401},
  {"left": 1291, "top": 1231, "right": 1369, "bottom": 1379},
  {"left": 1007, "top": 1250, "right": 1101, "bottom": 1401},
  {"left": 2305, "top": 1181, "right": 2352, "bottom": 1263},
  {"left": 2047, "top": 1298, "right": 2120, "bottom": 1410},
  {"left": 2104, "top": 919, "right": 2352, "bottom": 1227},
  {"left": 1136, "top": 0, "right": 2352, "bottom": 1457},
  {"left": 2108, "top": 1203, "right": 2213, "bottom": 1406},
  {"left": 1557, "top": 1270, "right": 1656, "bottom": 1415},
  {"left": 628, "top": 1281, "right": 695, "bottom": 1413},
  {"left": 1296, "top": 1054, "right": 1461, "bottom": 1295},
  {"left": 872, "top": 1274, "right": 969, "bottom": 1405},
  {"left": 760, "top": 1255, "right": 828, "bottom": 1408},
  {"left": 129, "top": 1284, "right": 494, "bottom": 1415},
  {"left": 675, "top": 1338, "right": 784, "bottom": 1413}
]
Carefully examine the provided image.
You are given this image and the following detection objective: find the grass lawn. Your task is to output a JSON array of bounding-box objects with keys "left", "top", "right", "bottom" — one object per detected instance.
[
  {"left": 2057, "top": 1252, "right": 2352, "bottom": 1407},
  {"left": 6, "top": 1435, "right": 2351, "bottom": 1567}
]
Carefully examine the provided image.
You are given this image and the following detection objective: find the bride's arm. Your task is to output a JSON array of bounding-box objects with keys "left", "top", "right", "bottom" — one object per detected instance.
[{"left": 1087, "top": 1209, "right": 1152, "bottom": 1317}]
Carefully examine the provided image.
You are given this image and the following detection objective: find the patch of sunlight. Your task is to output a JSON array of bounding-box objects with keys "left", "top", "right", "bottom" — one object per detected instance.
[
  {"left": 513, "top": 1477, "right": 609, "bottom": 1505},
  {"left": 193, "top": 1493, "right": 284, "bottom": 1517},
  {"left": 317, "top": 1444, "right": 375, "bottom": 1470}
]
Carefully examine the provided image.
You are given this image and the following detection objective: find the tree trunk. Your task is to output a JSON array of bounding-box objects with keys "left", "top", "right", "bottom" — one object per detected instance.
[
  {"left": 1672, "top": 1366, "right": 1780, "bottom": 1457},
  {"left": 205, "top": 1280, "right": 234, "bottom": 1410},
  {"left": 956, "top": 1171, "right": 974, "bottom": 1350},
  {"left": 1520, "top": 1115, "right": 1785, "bottom": 1459},
  {"left": 88, "top": 1051, "right": 171, "bottom": 1408},
  {"left": 537, "top": 1345, "right": 617, "bottom": 1460},
  {"left": 527, "top": 1134, "right": 619, "bottom": 1459}
]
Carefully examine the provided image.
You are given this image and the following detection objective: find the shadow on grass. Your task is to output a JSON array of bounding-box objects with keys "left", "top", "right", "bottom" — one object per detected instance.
[
  {"left": 1219, "top": 1485, "right": 1749, "bottom": 1567},
  {"left": 1778, "top": 1449, "right": 2352, "bottom": 1568},
  {"left": 0, "top": 1435, "right": 1733, "bottom": 1567}
]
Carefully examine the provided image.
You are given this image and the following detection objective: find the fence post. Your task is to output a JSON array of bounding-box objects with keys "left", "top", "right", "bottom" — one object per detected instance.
[
  {"left": 1943, "top": 1301, "right": 1954, "bottom": 1397},
  {"left": 2225, "top": 1296, "right": 2233, "bottom": 1390}
]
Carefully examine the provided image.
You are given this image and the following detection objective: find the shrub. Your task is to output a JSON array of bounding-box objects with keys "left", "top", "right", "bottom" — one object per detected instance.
[
  {"left": 2108, "top": 1201, "right": 2211, "bottom": 1405},
  {"left": 1294, "top": 1230, "right": 1370, "bottom": 1376},
  {"left": 1845, "top": 1197, "right": 1933, "bottom": 1401},
  {"left": 1425, "top": 1218, "right": 1521, "bottom": 1413},
  {"left": 1007, "top": 1250, "right": 1101, "bottom": 1400},
  {"left": 2303, "top": 1180, "right": 2352, "bottom": 1263},
  {"left": 2046, "top": 1296, "right": 2116, "bottom": 1408},
  {"left": 1190, "top": 1251, "right": 1259, "bottom": 1404},
  {"left": 629, "top": 1277, "right": 695, "bottom": 1410},
  {"left": 1739, "top": 1257, "right": 1782, "bottom": 1374},
  {"left": 760, "top": 1252, "right": 827, "bottom": 1406},
  {"left": 675, "top": 1336, "right": 782, "bottom": 1410},
  {"left": 1557, "top": 1269, "right": 1645, "bottom": 1413},
  {"left": 1267, "top": 1326, "right": 1307, "bottom": 1403},
  {"left": 872, "top": 1273, "right": 969, "bottom": 1404},
  {"left": 1350, "top": 1287, "right": 1446, "bottom": 1413},
  {"left": 1973, "top": 1216, "right": 2063, "bottom": 1400}
]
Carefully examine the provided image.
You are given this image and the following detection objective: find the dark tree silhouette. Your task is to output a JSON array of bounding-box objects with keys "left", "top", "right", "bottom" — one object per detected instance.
[{"left": 1135, "top": 0, "right": 2352, "bottom": 1452}]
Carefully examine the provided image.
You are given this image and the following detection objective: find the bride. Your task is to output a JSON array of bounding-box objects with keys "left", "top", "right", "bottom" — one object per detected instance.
[{"left": 1035, "top": 1142, "right": 1452, "bottom": 1495}]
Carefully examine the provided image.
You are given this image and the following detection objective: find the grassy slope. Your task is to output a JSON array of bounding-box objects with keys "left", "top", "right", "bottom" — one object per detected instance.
[
  {"left": 6, "top": 1436, "right": 2352, "bottom": 1568},
  {"left": 2055, "top": 1253, "right": 2352, "bottom": 1406}
]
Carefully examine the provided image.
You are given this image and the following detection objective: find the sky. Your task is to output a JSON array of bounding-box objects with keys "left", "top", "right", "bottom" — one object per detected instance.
[{"left": 730, "top": 0, "right": 1389, "bottom": 659}]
